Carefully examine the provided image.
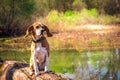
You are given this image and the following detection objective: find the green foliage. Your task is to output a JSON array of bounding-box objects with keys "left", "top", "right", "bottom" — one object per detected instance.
[
  {"left": 46, "top": 8, "right": 99, "bottom": 25},
  {"left": 78, "top": 8, "right": 99, "bottom": 24},
  {"left": 33, "top": 0, "right": 119, "bottom": 15},
  {"left": 20, "top": 0, "right": 35, "bottom": 17},
  {"left": 0, "top": 0, "right": 35, "bottom": 36},
  {"left": 46, "top": 10, "right": 59, "bottom": 23},
  {"left": 83, "top": 0, "right": 120, "bottom": 15},
  {"left": 98, "top": 15, "right": 120, "bottom": 24},
  {"left": 46, "top": 8, "right": 119, "bottom": 31},
  {"left": 5, "top": 40, "right": 12, "bottom": 43},
  {"left": 0, "top": 0, "right": 119, "bottom": 37}
]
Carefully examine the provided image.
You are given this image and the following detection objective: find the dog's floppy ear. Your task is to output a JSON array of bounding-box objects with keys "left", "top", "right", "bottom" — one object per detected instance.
[
  {"left": 43, "top": 24, "right": 53, "bottom": 37},
  {"left": 24, "top": 25, "right": 33, "bottom": 38}
]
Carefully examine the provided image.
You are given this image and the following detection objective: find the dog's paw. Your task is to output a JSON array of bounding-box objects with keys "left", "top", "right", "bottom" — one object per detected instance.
[
  {"left": 35, "top": 72, "right": 41, "bottom": 76},
  {"left": 44, "top": 66, "right": 49, "bottom": 72},
  {"left": 29, "top": 70, "right": 34, "bottom": 75},
  {"left": 44, "top": 69, "right": 50, "bottom": 73}
]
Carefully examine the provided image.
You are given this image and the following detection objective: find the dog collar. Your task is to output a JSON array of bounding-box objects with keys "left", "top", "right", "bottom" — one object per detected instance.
[{"left": 32, "top": 37, "right": 44, "bottom": 43}]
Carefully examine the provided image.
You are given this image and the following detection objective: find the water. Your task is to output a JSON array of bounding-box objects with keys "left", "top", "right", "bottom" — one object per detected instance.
[{"left": 65, "top": 48, "right": 120, "bottom": 80}]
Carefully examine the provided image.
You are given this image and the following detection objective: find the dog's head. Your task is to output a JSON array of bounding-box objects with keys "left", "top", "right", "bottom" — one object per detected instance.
[{"left": 24, "top": 22, "right": 53, "bottom": 38}]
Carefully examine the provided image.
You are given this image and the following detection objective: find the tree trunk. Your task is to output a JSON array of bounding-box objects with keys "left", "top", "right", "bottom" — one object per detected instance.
[{"left": 0, "top": 60, "right": 70, "bottom": 80}]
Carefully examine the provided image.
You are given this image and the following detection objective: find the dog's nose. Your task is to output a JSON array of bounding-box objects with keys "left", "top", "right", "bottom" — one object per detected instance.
[{"left": 41, "top": 30, "right": 44, "bottom": 35}]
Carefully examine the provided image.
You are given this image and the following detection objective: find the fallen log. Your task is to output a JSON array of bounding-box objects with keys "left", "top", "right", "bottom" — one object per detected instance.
[{"left": 0, "top": 60, "right": 70, "bottom": 80}]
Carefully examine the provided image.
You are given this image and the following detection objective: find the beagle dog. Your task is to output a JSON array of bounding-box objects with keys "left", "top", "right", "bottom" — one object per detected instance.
[{"left": 24, "top": 22, "right": 52, "bottom": 75}]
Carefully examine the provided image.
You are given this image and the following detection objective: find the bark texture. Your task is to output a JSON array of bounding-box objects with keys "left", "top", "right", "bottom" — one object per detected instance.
[{"left": 0, "top": 60, "right": 70, "bottom": 80}]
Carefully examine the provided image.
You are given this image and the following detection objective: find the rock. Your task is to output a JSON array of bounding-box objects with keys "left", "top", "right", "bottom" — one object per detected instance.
[{"left": 0, "top": 60, "right": 71, "bottom": 80}]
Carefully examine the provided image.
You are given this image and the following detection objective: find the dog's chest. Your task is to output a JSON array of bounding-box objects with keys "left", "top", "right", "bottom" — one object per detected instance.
[{"left": 34, "top": 43, "right": 47, "bottom": 62}]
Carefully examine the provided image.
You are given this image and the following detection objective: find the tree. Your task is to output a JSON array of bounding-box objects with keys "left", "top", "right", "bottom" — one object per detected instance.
[
  {"left": 72, "top": 0, "right": 86, "bottom": 11},
  {"left": 0, "top": 0, "right": 35, "bottom": 36},
  {"left": 83, "top": 0, "right": 120, "bottom": 15}
]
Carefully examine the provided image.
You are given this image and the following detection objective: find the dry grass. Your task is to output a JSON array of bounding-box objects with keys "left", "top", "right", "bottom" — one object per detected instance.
[
  {"left": 49, "top": 24, "right": 120, "bottom": 50},
  {"left": 0, "top": 24, "right": 119, "bottom": 51}
]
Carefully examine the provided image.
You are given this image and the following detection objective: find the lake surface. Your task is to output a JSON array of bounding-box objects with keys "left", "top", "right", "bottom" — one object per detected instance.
[{"left": 65, "top": 48, "right": 120, "bottom": 80}]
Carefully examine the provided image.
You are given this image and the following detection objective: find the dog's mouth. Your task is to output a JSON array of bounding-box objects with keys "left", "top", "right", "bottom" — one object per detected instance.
[
  {"left": 36, "top": 29, "right": 44, "bottom": 36},
  {"left": 36, "top": 29, "right": 41, "bottom": 36}
]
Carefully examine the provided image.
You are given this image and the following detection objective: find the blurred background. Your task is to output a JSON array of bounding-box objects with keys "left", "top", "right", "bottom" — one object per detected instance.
[{"left": 0, "top": 0, "right": 120, "bottom": 80}]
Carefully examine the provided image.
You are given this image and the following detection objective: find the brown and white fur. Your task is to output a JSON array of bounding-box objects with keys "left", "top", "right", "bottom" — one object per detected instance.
[{"left": 24, "top": 22, "right": 52, "bottom": 75}]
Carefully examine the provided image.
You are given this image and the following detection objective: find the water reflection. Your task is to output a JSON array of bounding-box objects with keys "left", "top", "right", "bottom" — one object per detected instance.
[{"left": 65, "top": 48, "right": 120, "bottom": 80}]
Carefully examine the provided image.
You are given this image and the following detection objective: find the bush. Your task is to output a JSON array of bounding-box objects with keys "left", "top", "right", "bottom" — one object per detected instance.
[
  {"left": 46, "top": 9, "right": 98, "bottom": 31},
  {"left": 46, "top": 8, "right": 119, "bottom": 31}
]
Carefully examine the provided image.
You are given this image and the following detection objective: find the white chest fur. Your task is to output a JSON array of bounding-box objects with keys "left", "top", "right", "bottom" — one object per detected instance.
[{"left": 34, "top": 43, "right": 47, "bottom": 62}]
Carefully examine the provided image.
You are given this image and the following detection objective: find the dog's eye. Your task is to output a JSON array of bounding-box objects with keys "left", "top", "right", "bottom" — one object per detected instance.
[
  {"left": 36, "top": 26, "right": 40, "bottom": 29},
  {"left": 41, "top": 25, "right": 45, "bottom": 29}
]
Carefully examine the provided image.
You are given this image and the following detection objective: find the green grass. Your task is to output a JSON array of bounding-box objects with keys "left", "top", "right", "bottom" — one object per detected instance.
[
  {"left": 0, "top": 49, "right": 81, "bottom": 73},
  {"left": 0, "top": 50, "right": 30, "bottom": 63},
  {"left": 50, "top": 49, "right": 80, "bottom": 73},
  {"left": 0, "top": 48, "right": 113, "bottom": 74}
]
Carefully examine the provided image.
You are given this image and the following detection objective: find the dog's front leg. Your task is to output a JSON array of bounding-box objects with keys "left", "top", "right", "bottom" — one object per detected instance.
[
  {"left": 33, "top": 52, "right": 39, "bottom": 75},
  {"left": 44, "top": 55, "right": 49, "bottom": 72}
]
